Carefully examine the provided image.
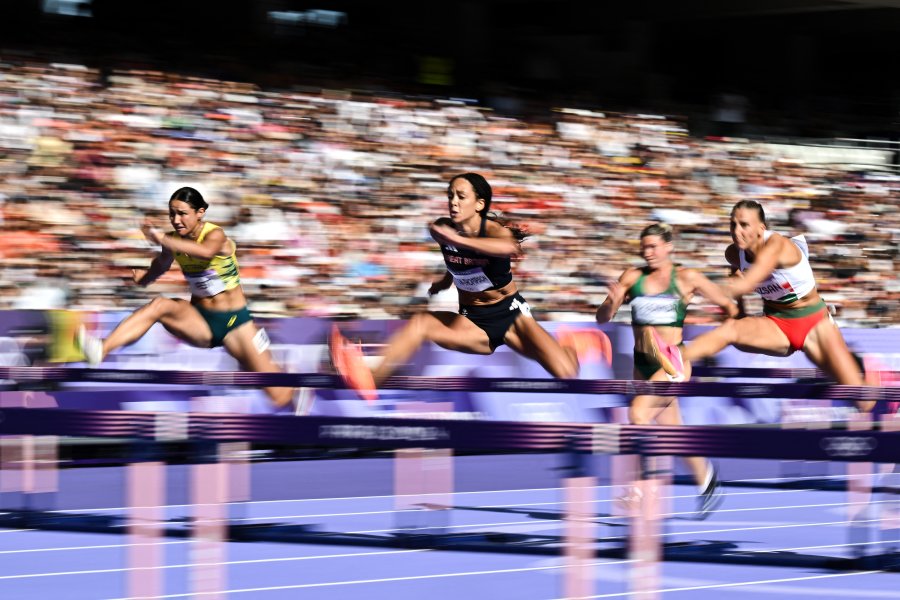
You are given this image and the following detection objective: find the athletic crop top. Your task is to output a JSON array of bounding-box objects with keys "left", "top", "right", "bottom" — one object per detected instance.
[
  {"left": 738, "top": 231, "right": 815, "bottom": 305},
  {"left": 439, "top": 223, "right": 513, "bottom": 293},
  {"left": 628, "top": 266, "right": 687, "bottom": 328},
  {"left": 167, "top": 222, "right": 241, "bottom": 298}
]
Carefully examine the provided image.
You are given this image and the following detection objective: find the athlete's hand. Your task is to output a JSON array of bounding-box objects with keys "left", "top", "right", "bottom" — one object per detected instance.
[
  {"left": 428, "top": 279, "right": 451, "bottom": 296},
  {"left": 141, "top": 220, "right": 165, "bottom": 246},
  {"left": 131, "top": 269, "right": 148, "bottom": 286}
]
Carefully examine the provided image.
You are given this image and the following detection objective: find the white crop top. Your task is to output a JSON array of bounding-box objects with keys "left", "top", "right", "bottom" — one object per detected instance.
[{"left": 739, "top": 231, "right": 816, "bottom": 305}]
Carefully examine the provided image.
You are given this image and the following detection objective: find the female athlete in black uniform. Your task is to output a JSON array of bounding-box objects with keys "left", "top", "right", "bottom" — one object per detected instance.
[{"left": 330, "top": 173, "right": 579, "bottom": 400}]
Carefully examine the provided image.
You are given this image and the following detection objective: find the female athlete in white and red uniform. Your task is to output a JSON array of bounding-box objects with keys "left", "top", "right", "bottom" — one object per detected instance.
[{"left": 655, "top": 199, "right": 872, "bottom": 412}]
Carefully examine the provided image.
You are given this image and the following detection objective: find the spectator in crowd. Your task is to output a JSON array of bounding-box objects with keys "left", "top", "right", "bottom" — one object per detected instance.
[{"left": 0, "top": 53, "right": 896, "bottom": 328}]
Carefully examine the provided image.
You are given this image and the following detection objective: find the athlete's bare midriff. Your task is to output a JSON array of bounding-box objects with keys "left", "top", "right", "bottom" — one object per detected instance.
[
  {"left": 191, "top": 285, "right": 248, "bottom": 312},
  {"left": 457, "top": 281, "right": 518, "bottom": 306},
  {"left": 761, "top": 288, "right": 823, "bottom": 313},
  {"left": 633, "top": 324, "right": 683, "bottom": 354}
]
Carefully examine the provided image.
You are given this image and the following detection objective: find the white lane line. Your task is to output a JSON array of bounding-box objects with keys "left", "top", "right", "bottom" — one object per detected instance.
[
  {"left": 746, "top": 539, "right": 897, "bottom": 555},
  {"left": 225, "top": 496, "right": 870, "bottom": 523},
  {"left": 47, "top": 488, "right": 856, "bottom": 522},
  {"left": 50, "top": 477, "right": 859, "bottom": 515},
  {"left": 665, "top": 498, "right": 895, "bottom": 519},
  {"left": 0, "top": 540, "right": 188, "bottom": 555},
  {"left": 48, "top": 487, "right": 582, "bottom": 513},
  {"left": 0, "top": 528, "right": 36, "bottom": 533},
  {"left": 0, "top": 548, "right": 432, "bottom": 581},
  {"left": 672, "top": 517, "right": 881, "bottom": 537},
  {"left": 731, "top": 473, "right": 899, "bottom": 484},
  {"left": 105, "top": 559, "right": 636, "bottom": 598},
  {"left": 563, "top": 569, "right": 886, "bottom": 598},
  {"left": 349, "top": 516, "right": 882, "bottom": 537}
]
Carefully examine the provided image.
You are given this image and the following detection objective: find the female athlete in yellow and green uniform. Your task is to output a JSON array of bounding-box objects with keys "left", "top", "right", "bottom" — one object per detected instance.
[{"left": 76, "top": 187, "right": 299, "bottom": 410}]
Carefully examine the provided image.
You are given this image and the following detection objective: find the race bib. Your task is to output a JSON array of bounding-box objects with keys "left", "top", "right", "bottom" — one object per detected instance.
[
  {"left": 184, "top": 269, "right": 227, "bottom": 297},
  {"left": 631, "top": 296, "right": 679, "bottom": 324},
  {"left": 451, "top": 267, "right": 492, "bottom": 292}
]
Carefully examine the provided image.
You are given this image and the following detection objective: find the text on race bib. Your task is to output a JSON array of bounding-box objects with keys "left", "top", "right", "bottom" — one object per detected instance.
[
  {"left": 184, "top": 269, "right": 227, "bottom": 297},
  {"left": 451, "top": 268, "right": 492, "bottom": 292}
]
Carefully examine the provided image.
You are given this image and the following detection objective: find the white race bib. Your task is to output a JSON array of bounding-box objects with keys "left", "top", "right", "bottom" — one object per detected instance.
[
  {"left": 451, "top": 268, "right": 492, "bottom": 292},
  {"left": 630, "top": 296, "right": 679, "bottom": 324},
  {"left": 184, "top": 269, "right": 227, "bottom": 297}
]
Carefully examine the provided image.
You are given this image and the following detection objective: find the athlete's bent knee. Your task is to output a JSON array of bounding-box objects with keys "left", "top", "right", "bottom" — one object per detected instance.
[
  {"left": 629, "top": 407, "right": 652, "bottom": 425},
  {"left": 408, "top": 312, "right": 430, "bottom": 335},
  {"left": 556, "top": 360, "right": 579, "bottom": 379},
  {"left": 144, "top": 296, "right": 177, "bottom": 318},
  {"left": 717, "top": 318, "right": 740, "bottom": 342}
]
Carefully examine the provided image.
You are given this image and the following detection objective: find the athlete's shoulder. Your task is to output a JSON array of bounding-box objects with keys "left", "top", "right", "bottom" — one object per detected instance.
[
  {"left": 201, "top": 222, "right": 226, "bottom": 237},
  {"left": 762, "top": 230, "right": 789, "bottom": 247},
  {"left": 620, "top": 267, "right": 643, "bottom": 286},
  {"left": 675, "top": 265, "right": 699, "bottom": 280},
  {"left": 483, "top": 218, "right": 513, "bottom": 238}
]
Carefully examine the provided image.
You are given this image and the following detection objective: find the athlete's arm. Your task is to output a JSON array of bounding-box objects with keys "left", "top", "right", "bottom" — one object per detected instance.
[
  {"left": 726, "top": 234, "right": 787, "bottom": 298},
  {"left": 724, "top": 244, "right": 748, "bottom": 315},
  {"left": 142, "top": 221, "right": 229, "bottom": 261},
  {"left": 429, "top": 220, "right": 520, "bottom": 258},
  {"left": 132, "top": 247, "right": 175, "bottom": 287},
  {"left": 681, "top": 269, "right": 739, "bottom": 318},
  {"left": 596, "top": 269, "right": 639, "bottom": 324},
  {"left": 428, "top": 271, "right": 454, "bottom": 296}
]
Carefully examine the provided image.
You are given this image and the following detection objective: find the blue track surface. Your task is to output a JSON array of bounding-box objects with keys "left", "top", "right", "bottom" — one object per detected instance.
[{"left": 2, "top": 456, "right": 900, "bottom": 599}]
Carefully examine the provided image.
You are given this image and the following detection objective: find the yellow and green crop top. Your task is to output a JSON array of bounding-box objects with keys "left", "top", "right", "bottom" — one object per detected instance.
[
  {"left": 167, "top": 222, "right": 240, "bottom": 298},
  {"left": 628, "top": 266, "right": 687, "bottom": 328}
]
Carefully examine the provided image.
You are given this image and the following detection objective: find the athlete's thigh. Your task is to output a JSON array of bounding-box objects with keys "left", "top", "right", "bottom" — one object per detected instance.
[
  {"left": 730, "top": 315, "right": 792, "bottom": 357},
  {"left": 158, "top": 299, "right": 214, "bottom": 348},
  {"left": 423, "top": 311, "right": 494, "bottom": 354},
  {"left": 803, "top": 318, "right": 863, "bottom": 385},
  {"left": 503, "top": 314, "right": 559, "bottom": 362},
  {"left": 630, "top": 395, "right": 673, "bottom": 425},
  {"left": 655, "top": 398, "right": 685, "bottom": 426},
  {"left": 222, "top": 322, "right": 279, "bottom": 371}
]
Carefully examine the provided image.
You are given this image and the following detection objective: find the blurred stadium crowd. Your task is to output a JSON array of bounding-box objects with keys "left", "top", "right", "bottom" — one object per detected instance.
[{"left": 0, "top": 53, "right": 898, "bottom": 327}]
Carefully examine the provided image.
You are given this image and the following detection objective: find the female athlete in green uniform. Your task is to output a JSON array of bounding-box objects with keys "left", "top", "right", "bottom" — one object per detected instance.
[{"left": 596, "top": 222, "right": 738, "bottom": 518}]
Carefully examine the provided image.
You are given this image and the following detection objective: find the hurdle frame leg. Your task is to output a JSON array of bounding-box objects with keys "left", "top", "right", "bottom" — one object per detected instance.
[
  {"left": 191, "top": 442, "right": 229, "bottom": 598},
  {"left": 393, "top": 402, "right": 454, "bottom": 539},
  {"left": 563, "top": 473, "right": 596, "bottom": 599},
  {"left": 127, "top": 458, "right": 166, "bottom": 599},
  {"left": 847, "top": 412, "right": 875, "bottom": 561}
]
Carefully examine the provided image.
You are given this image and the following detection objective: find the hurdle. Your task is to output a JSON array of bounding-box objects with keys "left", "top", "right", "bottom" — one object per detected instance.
[{"left": 1, "top": 366, "right": 899, "bottom": 599}]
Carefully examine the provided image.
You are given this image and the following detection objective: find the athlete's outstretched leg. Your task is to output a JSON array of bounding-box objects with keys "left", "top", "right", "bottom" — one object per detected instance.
[
  {"left": 370, "top": 311, "right": 492, "bottom": 385},
  {"left": 77, "top": 297, "right": 211, "bottom": 365},
  {"left": 331, "top": 311, "right": 491, "bottom": 401}
]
